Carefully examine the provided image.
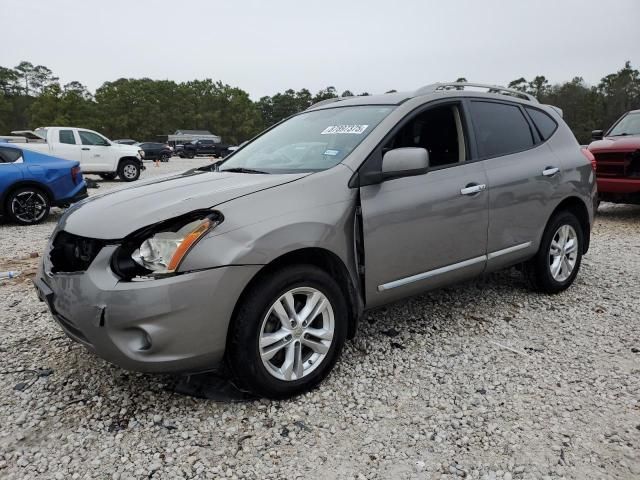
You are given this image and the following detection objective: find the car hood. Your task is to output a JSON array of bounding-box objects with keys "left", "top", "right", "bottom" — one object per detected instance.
[
  {"left": 60, "top": 169, "right": 309, "bottom": 239},
  {"left": 111, "top": 143, "right": 141, "bottom": 155},
  {"left": 589, "top": 135, "right": 640, "bottom": 152}
]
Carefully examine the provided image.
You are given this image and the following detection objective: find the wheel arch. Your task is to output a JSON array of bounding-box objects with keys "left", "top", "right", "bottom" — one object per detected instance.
[
  {"left": 228, "top": 247, "right": 362, "bottom": 345},
  {"left": 548, "top": 196, "right": 591, "bottom": 253}
]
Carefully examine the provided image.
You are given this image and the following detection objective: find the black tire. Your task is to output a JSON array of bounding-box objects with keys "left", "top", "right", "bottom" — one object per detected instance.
[
  {"left": 187, "top": 151, "right": 195, "bottom": 159},
  {"left": 161, "top": 152, "right": 170, "bottom": 162},
  {"left": 117, "top": 159, "right": 141, "bottom": 182},
  {"left": 227, "top": 264, "right": 348, "bottom": 399},
  {"left": 526, "top": 211, "right": 584, "bottom": 294},
  {"left": 5, "top": 187, "right": 50, "bottom": 225},
  {"left": 99, "top": 173, "right": 117, "bottom": 180}
]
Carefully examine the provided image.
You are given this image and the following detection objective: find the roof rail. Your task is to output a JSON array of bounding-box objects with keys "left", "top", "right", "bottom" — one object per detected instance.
[
  {"left": 306, "top": 97, "right": 345, "bottom": 110},
  {"left": 415, "top": 82, "right": 539, "bottom": 103}
]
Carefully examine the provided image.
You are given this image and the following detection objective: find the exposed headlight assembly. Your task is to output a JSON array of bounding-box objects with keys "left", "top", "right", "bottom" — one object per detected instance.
[{"left": 112, "top": 210, "right": 223, "bottom": 280}]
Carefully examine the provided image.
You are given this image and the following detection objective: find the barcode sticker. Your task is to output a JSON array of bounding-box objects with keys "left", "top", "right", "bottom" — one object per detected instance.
[{"left": 321, "top": 125, "right": 369, "bottom": 135}]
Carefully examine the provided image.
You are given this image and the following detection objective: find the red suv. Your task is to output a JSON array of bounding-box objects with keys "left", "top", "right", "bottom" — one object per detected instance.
[{"left": 588, "top": 109, "right": 640, "bottom": 205}]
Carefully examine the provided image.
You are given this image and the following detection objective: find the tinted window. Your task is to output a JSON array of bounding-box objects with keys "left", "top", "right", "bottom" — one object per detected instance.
[
  {"left": 469, "top": 101, "right": 534, "bottom": 158},
  {"left": 79, "top": 130, "right": 109, "bottom": 146},
  {"left": 0, "top": 146, "right": 23, "bottom": 163},
  {"left": 526, "top": 107, "right": 557, "bottom": 141},
  {"left": 59, "top": 130, "right": 76, "bottom": 144}
]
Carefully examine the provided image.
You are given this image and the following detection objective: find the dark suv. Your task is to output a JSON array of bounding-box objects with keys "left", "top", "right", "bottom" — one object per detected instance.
[{"left": 180, "top": 139, "right": 230, "bottom": 158}]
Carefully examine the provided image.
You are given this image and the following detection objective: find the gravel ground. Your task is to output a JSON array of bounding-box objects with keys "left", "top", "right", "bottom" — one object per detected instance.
[{"left": 0, "top": 161, "right": 638, "bottom": 479}]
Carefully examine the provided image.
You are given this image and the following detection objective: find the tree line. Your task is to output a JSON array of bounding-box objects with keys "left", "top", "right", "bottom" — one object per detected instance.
[{"left": 1, "top": 60, "right": 639, "bottom": 145}]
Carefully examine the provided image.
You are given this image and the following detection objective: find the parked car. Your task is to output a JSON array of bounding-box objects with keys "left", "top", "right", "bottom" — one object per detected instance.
[
  {"left": 180, "top": 139, "right": 231, "bottom": 158},
  {"left": 588, "top": 109, "right": 640, "bottom": 205},
  {"left": 35, "top": 83, "right": 596, "bottom": 398},
  {"left": 16, "top": 127, "right": 145, "bottom": 181},
  {"left": 137, "top": 142, "right": 172, "bottom": 162},
  {"left": 0, "top": 143, "right": 87, "bottom": 225},
  {"left": 113, "top": 139, "right": 138, "bottom": 145}
]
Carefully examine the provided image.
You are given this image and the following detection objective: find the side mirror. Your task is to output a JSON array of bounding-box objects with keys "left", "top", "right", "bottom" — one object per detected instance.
[
  {"left": 381, "top": 147, "right": 429, "bottom": 180},
  {"left": 591, "top": 130, "right": 604, "bottom": 141}
]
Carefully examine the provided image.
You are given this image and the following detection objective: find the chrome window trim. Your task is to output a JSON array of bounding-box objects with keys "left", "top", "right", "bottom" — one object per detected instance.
[{"left": 378, "top": 242, "right": 532, "bottom": 291}]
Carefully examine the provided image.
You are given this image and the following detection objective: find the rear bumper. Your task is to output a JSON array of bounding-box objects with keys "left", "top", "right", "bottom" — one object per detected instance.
[
  {"left": 53, "top": 184, "right": 88, "bottom": 206},
  {"left": 34, "top": 244, "right": 261, "bottom": 373}
]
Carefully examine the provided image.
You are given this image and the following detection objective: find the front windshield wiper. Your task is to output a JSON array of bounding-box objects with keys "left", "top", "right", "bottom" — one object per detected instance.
[{"left": 219, "top": 167, "right": 270, "bottom": 174}]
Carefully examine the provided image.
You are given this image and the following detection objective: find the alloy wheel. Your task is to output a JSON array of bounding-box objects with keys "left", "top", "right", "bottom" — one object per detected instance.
[
  {"left": 123, "top": 164, "right": 138, "bottom": 179},
  {"left": 11, "top": 191, "right": 48, "bottom": 224},
  {"left": 259, "top": 287, "right": 335, "bottom": 381},
  {"left": 548, "top": 224, "right": 578, "bottom": 282}
]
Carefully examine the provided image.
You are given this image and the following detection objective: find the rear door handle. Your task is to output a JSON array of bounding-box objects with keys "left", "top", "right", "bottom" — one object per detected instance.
[
  {"left": 542, "top": 166, "right": 560, "bottom": 177},
  {"left": 81, "top": 147, "right": 90, "bottom": 151},
  {"left": 460, "top": 183, "right": 486, "bottom": 196}
]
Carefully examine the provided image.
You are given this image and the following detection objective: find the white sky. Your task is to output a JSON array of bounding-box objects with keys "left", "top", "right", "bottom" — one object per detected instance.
[{"left": 2, "top": 0, "right": 639, "bottom": 99}]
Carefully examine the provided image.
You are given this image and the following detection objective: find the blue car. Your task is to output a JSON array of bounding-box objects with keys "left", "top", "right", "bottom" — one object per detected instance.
[{"left": 0, "top": 143, "right": 87, "bottom": 225}]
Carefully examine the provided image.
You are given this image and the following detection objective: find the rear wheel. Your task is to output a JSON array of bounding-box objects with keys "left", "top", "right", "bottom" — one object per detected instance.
[
  {"left": 187, "top": 151, "right": 195, "bottom": 159},
  {"left": 6, "top": 187, "right": 50, "bottom": 225},
  {"left": 118, "top": 159, "right": 140, "bottom": 182},
  {"left": 160, "top": 152, "right": 170, "bottom": 162},
  {"left": 526, "top": 211, "right": 583, "bottom": 293},
  {"left": 227, "top": 265, "right": 348, "bottom": 398}
]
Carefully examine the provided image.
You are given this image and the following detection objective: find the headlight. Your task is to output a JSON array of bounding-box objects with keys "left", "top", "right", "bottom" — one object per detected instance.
[
  {"left": 138, "top": 149, "right": 145, "bottom": 158},
  {"left": 112, "top": 211, "right": 222, "bottom": 280}
]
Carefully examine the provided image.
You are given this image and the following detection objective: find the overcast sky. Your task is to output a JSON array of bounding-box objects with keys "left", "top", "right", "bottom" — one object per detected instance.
[{"left": 2, "top": 0, "right": 639, "bottom": 99}]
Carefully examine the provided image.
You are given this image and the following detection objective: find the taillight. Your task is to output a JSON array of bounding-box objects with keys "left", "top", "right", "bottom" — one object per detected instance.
[
  {"left": 581, "top": 148, "right": 596, "bottom": 172},
  {"left": 71, "top": 166, "right": 81, "bottom": 184}
]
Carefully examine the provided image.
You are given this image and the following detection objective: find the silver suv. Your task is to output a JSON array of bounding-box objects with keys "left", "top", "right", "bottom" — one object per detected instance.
[{"left": 35, "top": 83, "right": 597, "bottom": 398}]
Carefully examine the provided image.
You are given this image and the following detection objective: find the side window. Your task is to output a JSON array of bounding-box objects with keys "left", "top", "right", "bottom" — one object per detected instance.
[
  {"left": 385, "top": 104, "right": 467, "bottom": 168},
  {"left": 59, "top": 130, "right": 76, "bottom": 145},
  {"left": 469, "top": 101, "right": 534, "bottom": 158},
  {"left": 79, "top": 130, "right": 109, "bottom": 146},
  {"left": 525, "top": 107, "right": 558, "bottom": 141},
  {"left": 0, "top": 146, "right": 23, "bottom": 163}
]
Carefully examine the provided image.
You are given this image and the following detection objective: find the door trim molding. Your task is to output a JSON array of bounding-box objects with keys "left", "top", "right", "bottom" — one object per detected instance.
[{"left": 377, "top": 242, "right": 532, "bottom": 292}]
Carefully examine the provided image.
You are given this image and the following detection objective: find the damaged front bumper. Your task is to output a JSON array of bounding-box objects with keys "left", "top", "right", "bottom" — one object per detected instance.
[{"left": 34, "top": 243, "right": 260, "bottom": 373}]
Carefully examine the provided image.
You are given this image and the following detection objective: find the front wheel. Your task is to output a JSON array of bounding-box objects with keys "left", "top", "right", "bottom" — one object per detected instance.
[
  {"left": 118, "top": 159, "right": 141, "bottom": 182},
  {"left": 227, "top": 265, "right": 348, "bottom": 399},
  {"left": 161, "top": 152, "right": 170, "bottom": 162},
  {"left": 526, "top": 211, "right": 584, "bottom": 293},
  {"left": 6, "top": 187, "right": 50, "bottom": 225}
]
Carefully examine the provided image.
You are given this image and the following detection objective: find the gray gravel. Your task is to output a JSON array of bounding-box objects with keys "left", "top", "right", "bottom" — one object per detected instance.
[{"left": 0, "top": 162, "right": 638, "bottom": 479}]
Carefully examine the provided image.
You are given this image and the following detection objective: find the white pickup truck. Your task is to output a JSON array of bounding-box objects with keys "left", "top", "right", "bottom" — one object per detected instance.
[{"left": 15, "top": 127, "right": 145, "bottom": 181}]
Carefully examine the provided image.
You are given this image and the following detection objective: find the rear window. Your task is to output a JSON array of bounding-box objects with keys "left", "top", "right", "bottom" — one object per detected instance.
[
  {"left": 0, "top": 146, "right": 23, "bottom": 163},
  {"left": 526, "top": 107, "right": 558, "bottom": 141},
  {"left": 59, "top": 130, "right": 76, "bottom": 144},
  {"left": 469, "top": 101, "right": 534, "bottom": 158}
]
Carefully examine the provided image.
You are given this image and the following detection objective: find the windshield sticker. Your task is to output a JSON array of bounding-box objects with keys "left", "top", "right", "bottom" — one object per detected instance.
[
  {"left": 323, "top": 149, "right": 340, "bottom": 156},
  {"left": 321, "top": 125, "right": 368, "bottom": 135}
]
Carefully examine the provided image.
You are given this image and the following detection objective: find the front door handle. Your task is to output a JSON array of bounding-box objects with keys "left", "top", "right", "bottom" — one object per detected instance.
[
  {"left": 81, "top": 147, "right": 90, "bottom": 151},
  {"left": 460, "top": 183, "right": 486, "bottom": 196},
  {"left": 542, "top": 166, "right": 560, "bottom": 177}
]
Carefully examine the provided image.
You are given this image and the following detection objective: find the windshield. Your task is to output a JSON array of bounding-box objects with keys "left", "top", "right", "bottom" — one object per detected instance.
[
  {"left": 219, "top": 105, "right": 394, "bottom": 173},
  {"left": 608, "top": 112, "right": 640, "bottom": 136}
]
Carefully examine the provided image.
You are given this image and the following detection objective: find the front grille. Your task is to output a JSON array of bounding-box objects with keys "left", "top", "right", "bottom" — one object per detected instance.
[
  {"left": 594, "top": 150, "right": 640, "bottom": 178},
  {"left": 50, "top": 231, "right": 105, "bottom": 273}
]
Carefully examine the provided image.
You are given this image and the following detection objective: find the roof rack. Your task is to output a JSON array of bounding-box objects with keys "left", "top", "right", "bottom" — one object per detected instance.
[
  {"left": 306, "top": 97, "right": 345, "bottom": 110},
  {"left": 415, "top": 82, "right": 539, "bottom": 103}
]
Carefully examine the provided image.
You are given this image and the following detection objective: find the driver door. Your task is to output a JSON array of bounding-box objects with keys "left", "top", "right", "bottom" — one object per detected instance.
[
  {"left": 359, "top": 102, "right": 490, "bottom": 307},
  {"left": 78, "top": 129, "right": 112, "bottom": 171}
]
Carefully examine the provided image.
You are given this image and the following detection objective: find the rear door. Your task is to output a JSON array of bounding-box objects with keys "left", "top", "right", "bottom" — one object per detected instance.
[
  {"left": 54, "top": 128, "right": 83, "bottom": 163},
  {"left": 78, "top": 129, "right": 112, "bottom": 171},
  {"left": 359, "top": 102, "right": 489, "bottom": 307},
  {"left": 467, "top": 100, "right": 562, "bottom": 271}
]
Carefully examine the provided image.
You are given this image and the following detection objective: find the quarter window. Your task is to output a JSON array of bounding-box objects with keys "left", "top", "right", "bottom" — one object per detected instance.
[
  {"left": 59, "top": 130, "right": 76, "bottom": 144},
  {"left": 79, "top": 130, "right": 109, "bottom": 146},
  {"left": 469, "top": 101, "right": 534, "bottom": 158},
  {"left": 525, "top": 107, "right": 558, "bottom": 141},
  {"left": 0, "top": 146, "right": 23, "bottom": 163}
]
